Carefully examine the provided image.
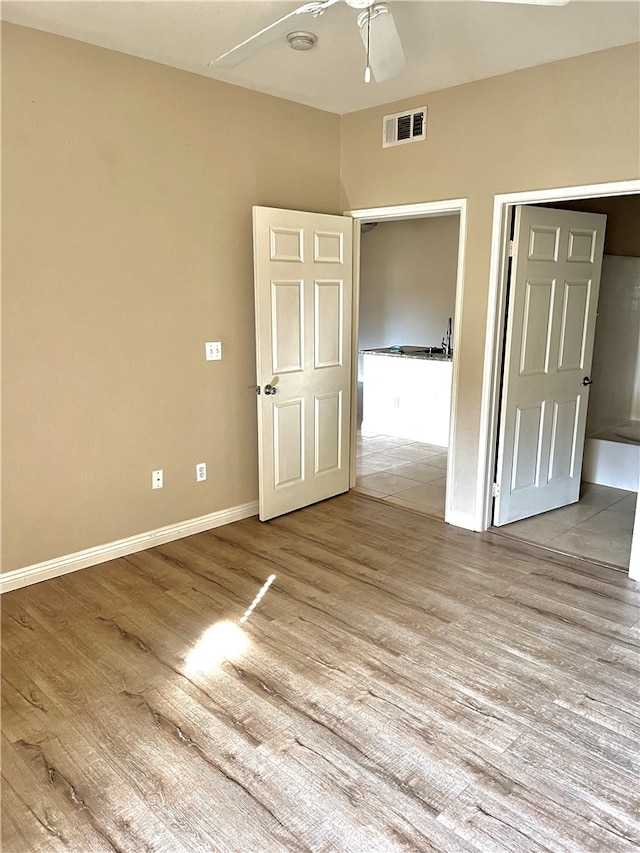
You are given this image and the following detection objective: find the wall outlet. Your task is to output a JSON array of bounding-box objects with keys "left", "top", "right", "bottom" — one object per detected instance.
[
  {"left": 152, "top": 469, "right": 163, "bottom": 489},
  {"left": 196, "top": 462, "right": 207, "bottom": 482},
  {"left": 205, "top": 341, "right": 222, "bottom": 361}
]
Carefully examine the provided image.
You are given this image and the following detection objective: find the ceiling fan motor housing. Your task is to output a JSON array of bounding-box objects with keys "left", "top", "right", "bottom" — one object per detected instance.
[{"left": 287, "top": 31, "right": 318, "bottom": 50}]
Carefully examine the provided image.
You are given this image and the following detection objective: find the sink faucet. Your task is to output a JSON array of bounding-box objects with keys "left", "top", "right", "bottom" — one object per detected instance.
[{"left": 442, "top": 317, "right": 453, "bottom": 358}]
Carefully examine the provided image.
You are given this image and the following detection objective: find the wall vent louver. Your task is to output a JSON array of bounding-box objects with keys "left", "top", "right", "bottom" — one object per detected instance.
[{"left": 383, "top": 107, "right": 427, "bottom": 148}]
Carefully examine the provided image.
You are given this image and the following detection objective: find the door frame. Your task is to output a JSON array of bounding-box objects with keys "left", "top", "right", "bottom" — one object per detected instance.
[
  {"left": 344, "top": 198, "right": 468, "bottom": 526},
  {"left": 478, "top": 179, "right": 640, "bottom": 578}
]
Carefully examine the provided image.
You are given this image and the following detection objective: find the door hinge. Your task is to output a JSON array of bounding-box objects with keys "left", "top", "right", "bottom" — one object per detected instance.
[
  {"left": 492, "top": 482, "right": 501, "bottom": 498},
  {"left": 508, "top": 240, "right": 514, "bottom": 258}
]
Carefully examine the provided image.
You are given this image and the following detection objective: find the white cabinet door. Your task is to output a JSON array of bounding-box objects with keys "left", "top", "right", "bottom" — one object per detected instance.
[
  {"left": 253, "top": 206, "right": 353, "bottom": 521},
  {"left": 494, "top": 205, "right": 606, "bottom": 525}
]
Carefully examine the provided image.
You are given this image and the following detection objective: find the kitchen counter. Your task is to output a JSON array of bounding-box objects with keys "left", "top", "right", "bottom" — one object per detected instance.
[{"left": 360, "top": 346, "right": 452, "bottom": 361}]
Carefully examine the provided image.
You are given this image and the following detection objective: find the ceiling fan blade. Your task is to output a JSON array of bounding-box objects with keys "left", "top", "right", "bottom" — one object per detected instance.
[
  {"left": 358, "top": 4, "right": 407, "bottom": 83},
  {"left": 209, "top": 0, "right": 340, "bottom": 69}
]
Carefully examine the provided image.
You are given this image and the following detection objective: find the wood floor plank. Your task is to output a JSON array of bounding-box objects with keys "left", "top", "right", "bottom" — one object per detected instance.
[
  {"left": 137, "top": 678, "right": 448, "bottom": 853},
  {"left": 2, "top": 492, "right": 639, "bottom": 852},
  {"left": 1, "top": 734, "right": 117, "bottom": 853},
  {"left": 403, "top": 616, "right": 640, "bottom": 744},
  {"left": 270, "top": 610, "right": 525, "bottom": 754},
  {"left": 504, "top": 731, "right": 640, "bottom": 843},
  {"left": 459, "top": 578, "right": 640, "bottom": 658},
  {"left": 0, "top": 773, "right": 70, "bottom": 853},
  {"left": 435, "top": 604, "right": 640, "bottom": 709},
  {"left": 0, "top": 598, "right": 45, "bottom": 650},
  {"left": 437, "top": 780, "right": 638, "bottom": 853},
  {"left": 4, "top": 639, "right": 290, "bottom": 850},
  {"left": 279, "top": 727, "right": 480, "bottom": 853},
  {"left": 438, "top": 737, "right": 640, "bottom": 851}
]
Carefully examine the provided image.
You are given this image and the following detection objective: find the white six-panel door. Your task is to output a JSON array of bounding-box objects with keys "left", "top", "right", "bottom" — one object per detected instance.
[
  {"left": 494, "top": 205, "right": 607, "bottom": 526},
  {"left": 253, "top": 206, "right": 353, "bottom": 521}
]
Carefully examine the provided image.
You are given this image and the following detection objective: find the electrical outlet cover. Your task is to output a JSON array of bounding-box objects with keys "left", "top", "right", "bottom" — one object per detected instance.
[{"left": 196, "top": 463, "right": 207, "bottom": 482}]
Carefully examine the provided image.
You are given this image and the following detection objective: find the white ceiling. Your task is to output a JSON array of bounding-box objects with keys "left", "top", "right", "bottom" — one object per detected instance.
[{"left": 2, "top": 0, "right": 639, "bottom": 114}]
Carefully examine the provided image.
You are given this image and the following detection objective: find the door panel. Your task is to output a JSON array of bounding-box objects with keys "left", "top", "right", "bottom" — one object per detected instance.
[
  {"left": 314, "top": 391, "right": 342, "bottom": 474},
  {"left": 270, "top": 228, "right": 303, "bottom": 261},
  {"left": 314, "top": 231, "right": 344, "bottom": 263},
  {"left": 511, "top": 402, "right": 544, "bottom": 491},
  {"left": 548, "top": 397, "right": 580, "bottom": 481},
  {"left": 558, "top": 280, "right": 590, "bottom": 370},
  {"left": 494, "top": 205, "right": 606, "bottom": 525},
  {"left": 254, "top": 206, "right": 353, "bottom": 521},
  {"left": 527, "top": 225, "right": 559, "bottom": 261},
  {"left": 271, "top": 281, "right": 303, "bottom": 373},
  {"left": 567, "top": 228, "right": 597, "bottom": 262},
  {"left": 274, "top": 400, "right": 304, "bottom": 487},
  {"left": 520, "top": 279, "right": 554, "bottom": 374},
  {"left": 314, "top": 280, "right": 343, "bottom": 368}
]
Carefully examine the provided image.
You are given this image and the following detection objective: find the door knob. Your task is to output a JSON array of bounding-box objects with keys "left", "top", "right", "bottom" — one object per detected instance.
[
  {"left": 581, "top": 376, "right": 594, "bottom": 386},
  {"left": 264, "top": 384, "right": 278, "bottom": 396}
]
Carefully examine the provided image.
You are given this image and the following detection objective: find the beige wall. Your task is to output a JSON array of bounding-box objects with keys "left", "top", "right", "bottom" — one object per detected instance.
[
  {"left": 341, "top": 43, "right": 640, "bottom": 521},
  {"left": 1, "top": 23, "right": 341, "bottom": 572},
  {"left": 358, "top": 217, "right": 459, "bottom": 353}
]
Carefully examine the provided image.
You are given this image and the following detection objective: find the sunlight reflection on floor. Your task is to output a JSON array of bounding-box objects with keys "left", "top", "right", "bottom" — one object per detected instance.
[
  {"left": 183, "top": 620, "right": 249, "bottom": 675},
  {"left": 240, "top": 573, "right": 276, "bottom": 623},
  {"left": 183, "top": 573, "right": 277, "bottom": 676}
]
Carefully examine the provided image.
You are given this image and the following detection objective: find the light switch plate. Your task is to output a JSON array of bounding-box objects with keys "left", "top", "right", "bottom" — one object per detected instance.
[{"left": 205, "top": 341, "right": 222, "bottom": 361}]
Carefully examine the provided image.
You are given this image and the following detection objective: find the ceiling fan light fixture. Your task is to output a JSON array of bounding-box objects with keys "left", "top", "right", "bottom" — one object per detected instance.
[{"left": 286, "top": 31, "right": 318, "bottom": 51}]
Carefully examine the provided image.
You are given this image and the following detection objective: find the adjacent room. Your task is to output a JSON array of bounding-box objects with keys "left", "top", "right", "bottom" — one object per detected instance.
[
  {"left": 492, "top": 195, "right": 640, "bottom": 571},
  {"left": 2, "top": 1, "right": 639, "bottom": 849},
  {"left": 355, "top": 214, "right": 459, "bottom": 519}
]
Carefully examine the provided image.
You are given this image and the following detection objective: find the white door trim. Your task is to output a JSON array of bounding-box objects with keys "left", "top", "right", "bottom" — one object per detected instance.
[
  {"left": 345, "top": 198, "right": 467, "bottom": 527},
  {"left": 478, "top": 179, "right": 640, "bottom": 578}
]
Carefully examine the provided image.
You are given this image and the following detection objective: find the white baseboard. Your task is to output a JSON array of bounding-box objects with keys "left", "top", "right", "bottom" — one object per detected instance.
[{"left": 1, "top": 501, "right": 259, "bottom": 594}]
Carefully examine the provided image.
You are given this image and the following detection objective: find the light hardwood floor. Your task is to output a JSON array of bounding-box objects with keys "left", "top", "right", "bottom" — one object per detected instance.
[{"left": 2, "top": 493, "right": 639, "bottom": 852}]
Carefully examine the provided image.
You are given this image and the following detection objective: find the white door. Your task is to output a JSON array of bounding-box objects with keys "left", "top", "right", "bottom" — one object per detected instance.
[
  {"left": 253, "top": 206, "right": 353, "bottom": 521},
  {"left": 494, "top": 205, "right": 607, "bottom": 526}
]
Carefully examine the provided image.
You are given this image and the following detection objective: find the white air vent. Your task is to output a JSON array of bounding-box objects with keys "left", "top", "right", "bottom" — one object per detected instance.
[{"left": 382, "top": 107, "right": 427, "bottom": 148}]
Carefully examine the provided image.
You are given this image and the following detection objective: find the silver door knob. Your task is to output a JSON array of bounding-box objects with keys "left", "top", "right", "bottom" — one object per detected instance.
[
  {"left": 581, "top": 376, "right": 594, "bottom": 386},
  {"left": 264, "top": 384, "right": 278, "bottom": 396}
]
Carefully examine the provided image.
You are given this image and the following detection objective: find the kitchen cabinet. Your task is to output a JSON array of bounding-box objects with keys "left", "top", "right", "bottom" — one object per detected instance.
[{"left": 361, "top": 350, "right": 453, "bottom": 446}]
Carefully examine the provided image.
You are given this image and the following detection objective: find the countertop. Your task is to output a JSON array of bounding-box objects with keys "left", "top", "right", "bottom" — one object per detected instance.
[{"left": 360, "top": 346, "right": 452, "bottom": 362}]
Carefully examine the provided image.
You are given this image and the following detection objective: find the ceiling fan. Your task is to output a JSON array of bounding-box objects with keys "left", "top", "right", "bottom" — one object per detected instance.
[
  {"left": 209, "top": 0, "right": 570, "bottom": 85},
  {"left": 209, "top": 0, "right": 406, "bottom": 84}
]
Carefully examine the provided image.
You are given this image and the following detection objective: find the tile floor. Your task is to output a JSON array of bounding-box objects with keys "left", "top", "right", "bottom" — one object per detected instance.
[
  {"left": 353, "top": 429, "right": 637, "bottom": 570},
  {"left": 494, "top": 480, "right": 637, "bottom": 570},
  {"left": 353, "top": 431, "right": 449, "bottom": 519}
]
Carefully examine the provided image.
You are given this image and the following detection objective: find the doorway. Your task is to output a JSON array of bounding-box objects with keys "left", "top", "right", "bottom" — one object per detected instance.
[
  {"left": 346, "top": 199, "right": 467, "bottom": 525},
  {"left": 481, "top": 181, "right": 640, "bottom": 577}
]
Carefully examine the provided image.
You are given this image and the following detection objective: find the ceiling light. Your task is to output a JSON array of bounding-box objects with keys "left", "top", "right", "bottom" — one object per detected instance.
[{"left": 287, "top": 31, "right": 317, "bottom": 51}]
